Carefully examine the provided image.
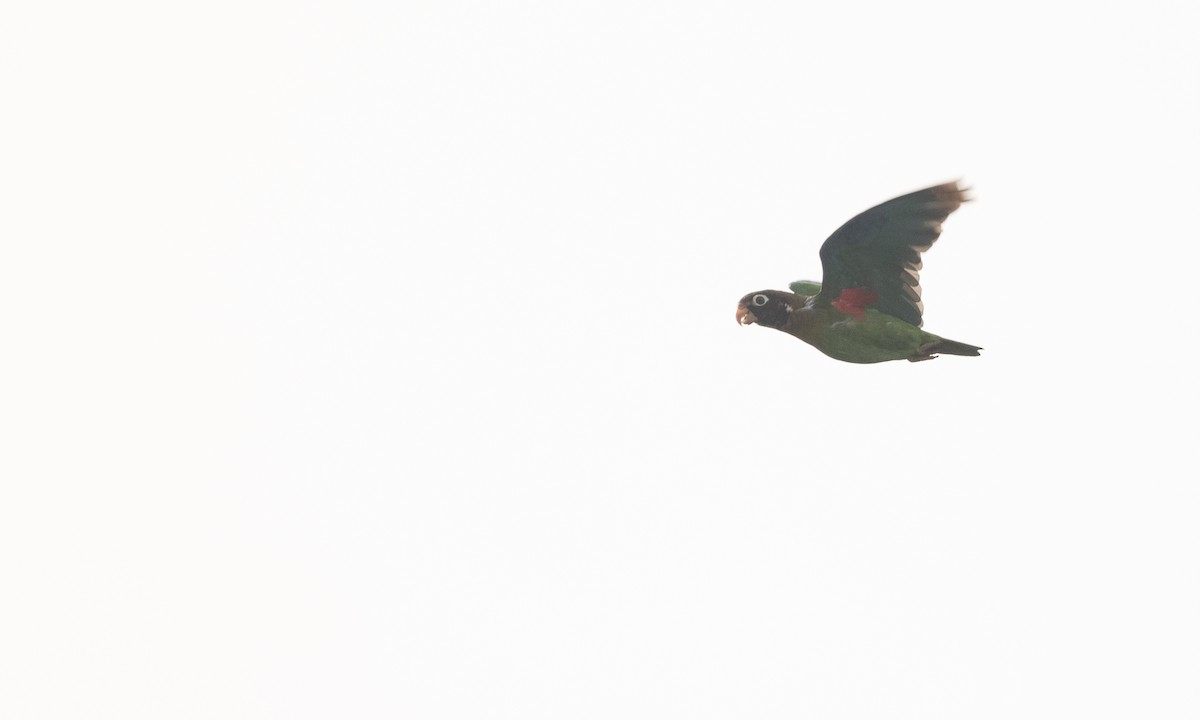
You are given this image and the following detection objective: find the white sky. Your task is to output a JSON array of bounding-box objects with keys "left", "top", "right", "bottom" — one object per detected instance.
[{"left": 2, "top": 1, "right": 1198, "bottom": 718}]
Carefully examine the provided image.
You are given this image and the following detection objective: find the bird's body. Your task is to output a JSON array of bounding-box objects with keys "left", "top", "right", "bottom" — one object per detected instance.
[
  {"left": 736, "top": 181, "right": 981, "bottom": 364},
  {"left": 746, "top": 286, "right": 980, "bottom": 363}
]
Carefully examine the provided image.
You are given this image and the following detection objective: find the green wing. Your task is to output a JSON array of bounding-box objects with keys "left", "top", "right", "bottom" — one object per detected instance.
[
  {"left": 814, "top": 181, "right": 969, "bottom": 327},
  {"left": 788, "top": 280, "right": 822, "bottom": 296}
]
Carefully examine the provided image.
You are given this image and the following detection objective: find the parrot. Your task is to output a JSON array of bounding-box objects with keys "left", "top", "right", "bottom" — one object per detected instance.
[{"left": 736, "top": 180, "right": 982, "bottom": 363}]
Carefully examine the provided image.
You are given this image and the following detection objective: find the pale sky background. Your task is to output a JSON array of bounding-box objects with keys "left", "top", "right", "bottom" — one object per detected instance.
[{"left": 2, "top": 2, "right": 1198, "bottom": 718}]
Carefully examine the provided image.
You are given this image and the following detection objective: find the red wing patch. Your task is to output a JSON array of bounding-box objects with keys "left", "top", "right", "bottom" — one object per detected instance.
[{"left": 831, "top": 287, "right": 878, "bottom": 320}]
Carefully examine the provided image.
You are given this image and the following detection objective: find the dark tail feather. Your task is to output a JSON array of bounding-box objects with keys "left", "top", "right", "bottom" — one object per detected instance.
[{"left": 930, "top": 338, "right": 982, "bottom": 357}]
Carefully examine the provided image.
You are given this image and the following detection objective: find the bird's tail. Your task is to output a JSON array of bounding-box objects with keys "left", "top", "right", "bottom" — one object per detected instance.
[{"left": 928, "top": 337, "right": 982, "bottom": 357}]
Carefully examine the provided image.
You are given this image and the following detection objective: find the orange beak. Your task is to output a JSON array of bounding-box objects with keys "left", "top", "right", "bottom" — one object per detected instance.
[{"left": 736, "top": 305, "right": 756, "bottom": 326}]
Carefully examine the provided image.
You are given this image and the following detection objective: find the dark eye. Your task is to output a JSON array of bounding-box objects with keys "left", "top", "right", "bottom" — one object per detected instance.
[{"left": 752, "top": 294, "right": 769, "bottom": 307}]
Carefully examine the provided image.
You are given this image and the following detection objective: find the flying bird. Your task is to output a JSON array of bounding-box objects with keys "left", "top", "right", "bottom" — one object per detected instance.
[{"left": 736, "top": 181, "right": 982, "bottom": 363}]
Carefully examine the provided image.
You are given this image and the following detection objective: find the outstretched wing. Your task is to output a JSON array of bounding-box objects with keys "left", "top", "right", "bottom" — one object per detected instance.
[{"left": 814, "top": 181, "right": 969, "bottom": 327}]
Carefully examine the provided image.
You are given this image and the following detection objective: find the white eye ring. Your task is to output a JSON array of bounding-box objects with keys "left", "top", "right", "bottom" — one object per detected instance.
[{"left": 752, "top": 294, "right": 769, "bottom": 307}]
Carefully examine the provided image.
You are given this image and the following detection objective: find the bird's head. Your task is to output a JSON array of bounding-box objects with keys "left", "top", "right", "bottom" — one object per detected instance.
[{"left": 736, "top": 290, "right": 796, "bottom": 329}]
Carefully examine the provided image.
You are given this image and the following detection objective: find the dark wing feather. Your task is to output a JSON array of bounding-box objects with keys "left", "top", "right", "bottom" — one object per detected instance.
[{"left": 814, "top": 181, "right": 969, "bottom": 327}]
